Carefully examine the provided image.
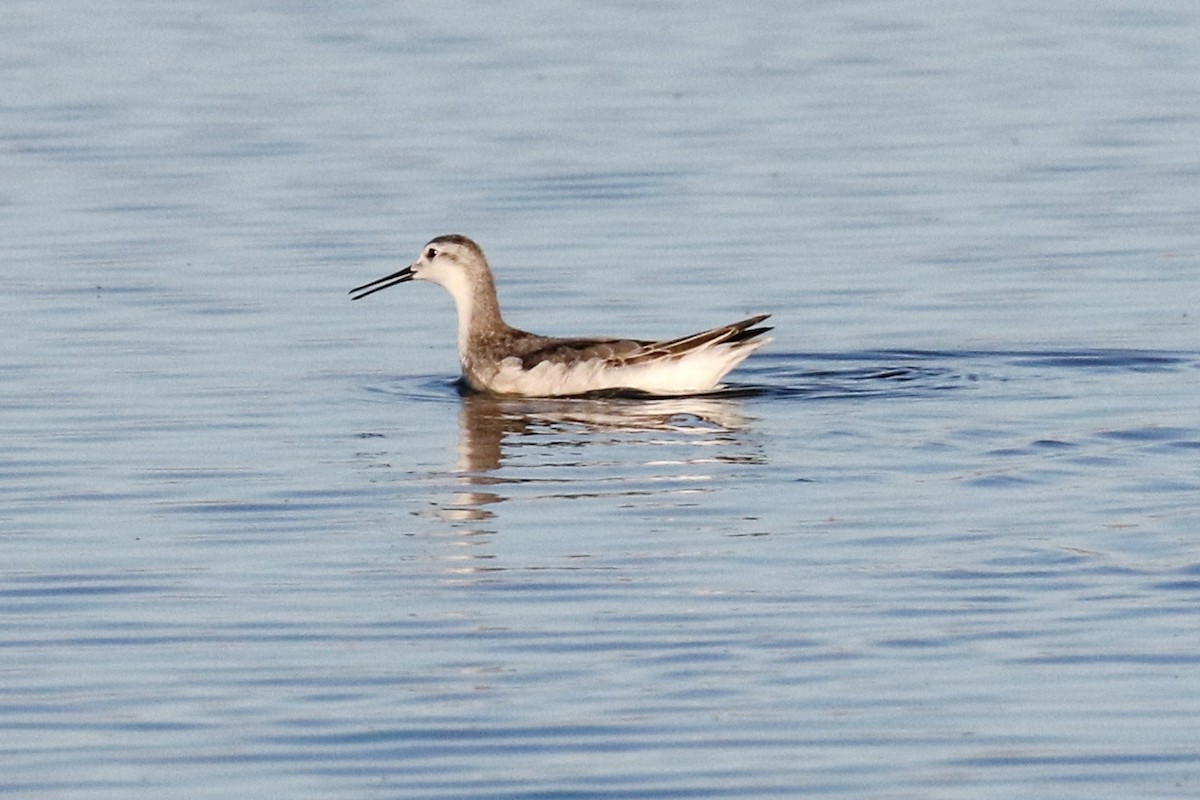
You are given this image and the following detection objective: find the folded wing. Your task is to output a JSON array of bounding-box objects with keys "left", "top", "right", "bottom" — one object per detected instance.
[{"left": 518, "top": 315, "right": 772, "bottom": 370}]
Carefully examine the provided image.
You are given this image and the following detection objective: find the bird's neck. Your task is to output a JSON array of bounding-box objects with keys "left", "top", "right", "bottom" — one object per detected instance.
[{"left": 451, "top": 272, "right": 508, "bottom": 359}]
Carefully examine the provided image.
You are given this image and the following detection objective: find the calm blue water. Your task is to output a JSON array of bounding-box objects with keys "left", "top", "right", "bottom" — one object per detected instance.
[{"left": 4, "top": 1, "right": 1199, "bottom": 798}]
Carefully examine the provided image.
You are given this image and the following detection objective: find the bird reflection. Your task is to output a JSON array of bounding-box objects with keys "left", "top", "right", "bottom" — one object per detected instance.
[
  {"left": 427, "top": 393, "right": 753, "bottom": 546},
  {"left": 455, "top": 391, "right": 756, "bottom": 474},
  {"left": 420, "top": 391, "right": 762, "bottom": 575}
]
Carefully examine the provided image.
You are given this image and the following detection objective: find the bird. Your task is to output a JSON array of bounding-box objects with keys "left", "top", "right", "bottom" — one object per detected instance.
[{"left": 349, "top": 234, "right": 771, "bottom": 397}]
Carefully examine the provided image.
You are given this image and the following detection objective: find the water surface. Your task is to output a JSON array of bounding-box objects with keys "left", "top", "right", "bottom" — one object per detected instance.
[{"left": 3, "top": 1, "right": 1199, "bottom": 798}]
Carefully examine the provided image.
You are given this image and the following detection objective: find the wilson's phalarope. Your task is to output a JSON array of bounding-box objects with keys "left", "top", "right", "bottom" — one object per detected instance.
[{"left": 350, "top": 234, "right": 772, "bottom": 397}]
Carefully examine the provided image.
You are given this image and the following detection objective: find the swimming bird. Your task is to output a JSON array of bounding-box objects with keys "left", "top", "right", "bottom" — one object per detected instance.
[{"left": 350, "top": 234, "right": 771, "bottom": 397}]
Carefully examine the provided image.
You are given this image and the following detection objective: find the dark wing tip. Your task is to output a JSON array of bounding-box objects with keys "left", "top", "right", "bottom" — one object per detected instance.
[{"left": 731, "top": 325, "right": 773, "bottom": 343}]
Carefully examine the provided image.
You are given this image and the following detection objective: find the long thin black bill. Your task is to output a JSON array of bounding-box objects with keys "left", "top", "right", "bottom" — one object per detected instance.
[{"left": 349, "top": 266, "right": 415, "bottom": 300}]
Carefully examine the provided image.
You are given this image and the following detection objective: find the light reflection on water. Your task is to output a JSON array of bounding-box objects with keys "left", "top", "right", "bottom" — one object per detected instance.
[{"left": 5, "top": 0, "right": 1200, "bottom": 797}]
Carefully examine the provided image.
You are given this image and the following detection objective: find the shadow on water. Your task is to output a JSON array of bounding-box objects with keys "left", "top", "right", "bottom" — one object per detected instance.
[
  {"left": 737, "top": 351, "right": 966, "bottom": 399},
  {"left": 735, "top": 346, "right": 1199, "bottom": 400}
]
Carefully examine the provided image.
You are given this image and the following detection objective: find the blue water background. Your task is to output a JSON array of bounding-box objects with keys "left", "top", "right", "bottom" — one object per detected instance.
[{"left": 3, "top": 1, "right": 1199, "bottom": 798}]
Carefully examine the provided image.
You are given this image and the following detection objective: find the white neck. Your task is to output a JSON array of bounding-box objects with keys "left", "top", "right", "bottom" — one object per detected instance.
[{"left": 434, "top": 267, "right": 504, "bottom": 360}]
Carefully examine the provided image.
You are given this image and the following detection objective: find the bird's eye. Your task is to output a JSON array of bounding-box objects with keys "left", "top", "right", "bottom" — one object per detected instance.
[{"left": 425, "top": 248, "right": 438, "bottom": 259}]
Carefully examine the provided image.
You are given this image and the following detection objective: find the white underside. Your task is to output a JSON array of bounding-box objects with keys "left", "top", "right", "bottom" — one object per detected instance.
[{"left": 475, "top": 338, "right": 771, "bottom": 397}]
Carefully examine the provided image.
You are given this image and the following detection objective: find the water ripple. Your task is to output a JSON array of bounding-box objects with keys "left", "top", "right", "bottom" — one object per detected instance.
[{"left": 359, "top": 348, "right": 1198, "bottom": 406}]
